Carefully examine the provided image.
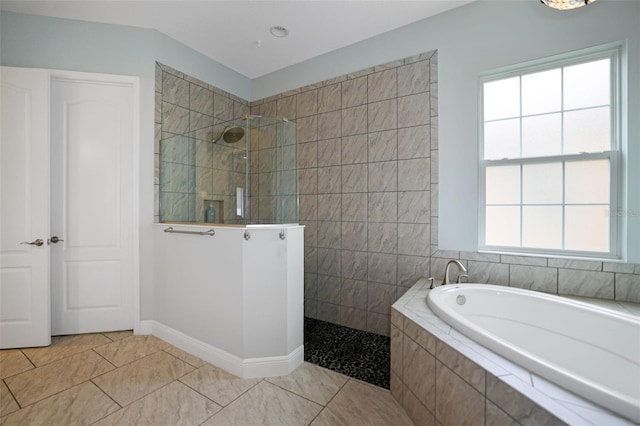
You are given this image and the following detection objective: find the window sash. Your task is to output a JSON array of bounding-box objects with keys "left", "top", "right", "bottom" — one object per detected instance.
[{"left": 479, "top": 151, "right": 619, "bottom": 258}]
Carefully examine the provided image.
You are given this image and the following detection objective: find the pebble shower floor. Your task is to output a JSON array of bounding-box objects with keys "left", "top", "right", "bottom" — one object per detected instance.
[{"left": 303, "top": 317, "right": 390, "bottom": 389}]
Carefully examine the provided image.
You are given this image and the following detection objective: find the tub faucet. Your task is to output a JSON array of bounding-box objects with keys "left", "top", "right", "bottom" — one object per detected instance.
[{"left": 441, "top": 260, "right": 467, "bottom": 286}]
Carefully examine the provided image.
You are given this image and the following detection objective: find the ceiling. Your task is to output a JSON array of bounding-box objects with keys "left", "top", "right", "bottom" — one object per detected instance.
[{"left": 1, "top": 0, "right": 474, "bottom": 79}]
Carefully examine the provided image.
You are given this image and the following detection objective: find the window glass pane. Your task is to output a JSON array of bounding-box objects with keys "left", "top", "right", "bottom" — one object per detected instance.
[
  {"left": 486, "top": 206, "right": 520, "bottom": 247},
  {"left": 484, "top": 119, "right": 520, "bottom": 160},
  {"left": 486, "top": 165, "right": 520, "bottom": 204},
  {"left": 522, "top": 113, "right": 562, "bottom": 157},
  {"left": 522, "top": 69, "right": 561, "bottom": 115},
  {"left": 565, "top": 159, "right": 609, "bottom": 204},
  {"left": 484, "top": 77, "right": 520, "bottom": 121},
  {"left": 523, "top": 162, "right": 562, "bottom": 204},
  {"left": 565, "top": 205, "right": 609, "bottom": 252},
  {"left": 522, "top": 206, "right": 562, "bottom": 249},
  {"left": 564, "top": 58, "right": 610, "bottom": 110},
  {"left": 563, "top": 106, "right": 610, "bottom": 154}
]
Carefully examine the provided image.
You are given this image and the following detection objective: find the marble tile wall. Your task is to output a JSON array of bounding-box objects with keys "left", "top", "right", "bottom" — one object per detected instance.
[
  {"left": 390, "top": 308, "right": 565, "bottom": 425},
  {"left": 154, "top": 62, "right": 250, "bottom": 222},
  {"left": 250, "top": 51, "right": 439, "bottom": 336}
]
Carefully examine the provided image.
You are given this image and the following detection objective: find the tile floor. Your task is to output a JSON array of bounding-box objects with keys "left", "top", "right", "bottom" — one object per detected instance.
[{"left": 0, "top": 332, "right": 414, "bottom": 425}]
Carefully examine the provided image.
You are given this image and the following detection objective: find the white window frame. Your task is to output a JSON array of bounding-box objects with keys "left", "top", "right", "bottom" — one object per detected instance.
[{"left": 478, "top": 43, "right": 623, "bottom": 260}]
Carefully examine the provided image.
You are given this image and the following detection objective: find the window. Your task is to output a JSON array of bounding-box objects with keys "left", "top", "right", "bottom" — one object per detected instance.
[{"left": 479, "top": 46, "right": 621, "bottom": 258}]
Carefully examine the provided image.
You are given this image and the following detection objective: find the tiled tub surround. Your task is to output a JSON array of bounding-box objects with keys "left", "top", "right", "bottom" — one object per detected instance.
[{"left": 390, "top": 278, "right": 640, "bottom": 426}]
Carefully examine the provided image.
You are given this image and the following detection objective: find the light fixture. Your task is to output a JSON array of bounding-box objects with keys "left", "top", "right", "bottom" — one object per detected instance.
[
  {"left": 270, "top": 26, "right": 288, "bottom": 38},
  {"left": 540, "top": 0, "right": 596, "bottom": 10}
]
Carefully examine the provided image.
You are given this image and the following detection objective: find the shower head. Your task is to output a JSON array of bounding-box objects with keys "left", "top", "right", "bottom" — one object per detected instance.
[{"left": 213, "top": 126, "right": 244, "bottom": 144}]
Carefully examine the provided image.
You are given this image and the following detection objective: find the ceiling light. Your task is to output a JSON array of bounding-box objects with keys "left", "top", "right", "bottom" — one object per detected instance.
[
  {"left": 270, "top": 26, "right": 288, "bottom": 38},
  {"left": 540, "top": 0, "right": 596, "bottom": 10}
]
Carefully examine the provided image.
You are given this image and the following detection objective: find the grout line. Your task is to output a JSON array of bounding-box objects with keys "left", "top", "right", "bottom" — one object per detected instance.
[
  {"left": 19, "top": 349, "right": 37, "bottom": 369},
  {"left": 89, "top": 378, "right": 123, "bottom": 411},
  {"left": 307, "top": 376, "right": 350, "bottom": 424},
  {"left": 261, "top": 379, "right": 325, "bottom": 408},
  {"left": 3, "top": 377, "right": 22, "bottom": 410}
]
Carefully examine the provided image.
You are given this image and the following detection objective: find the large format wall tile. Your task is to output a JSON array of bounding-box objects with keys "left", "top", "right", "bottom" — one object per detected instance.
[
  {"left": 435, "top": 361, "right": 485, "bottom": 426},
  {"left": 486, "top": 373, "right": 562, "bottom": 425},
  {"left": 251, "top": 52, "right": 438, "bottom": 335},
  {"left": 402, "top": 336, "right": 436, "bottom": 412}
]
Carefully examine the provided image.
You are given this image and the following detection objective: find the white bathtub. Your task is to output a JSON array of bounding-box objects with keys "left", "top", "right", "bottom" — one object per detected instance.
[{"left": 427, "top": 284, "right": 640, "bottom": 423}]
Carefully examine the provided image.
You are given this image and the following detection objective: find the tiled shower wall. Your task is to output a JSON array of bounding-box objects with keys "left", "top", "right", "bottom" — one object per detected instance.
[
  {"left": 155, "top": 56, "right": 639, "bottom": 336},
  {"left": 250, "top": 51, "right": 440, "bottom": 336},
  {"left": 154, "top": 62, "right": 250, "bottom": 222}
]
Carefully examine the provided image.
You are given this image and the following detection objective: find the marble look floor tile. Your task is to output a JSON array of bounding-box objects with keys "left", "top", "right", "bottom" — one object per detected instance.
[
  {"left": 179, "top": 364, "right": 260, "bottom": 407},
  {"left": 0, "top": 350, "right": 34, "bottom": 380},
  {"left": 21, "top": 333, "right": 111, "bottom": 367},
  {"left": 5, "top": 350, "right": 114, "bottom": 407},
  {"left": 102, "top": 330, "right": 133, "bottom": 341},
  {"left": 311, "top": 380, "right": 413, "bottom": 426},
  {"left": 266, "top": 362, "right": 348, "bottom": 405},
  {"left": 0, "top": 382, "right": 118, "bottom": 426},
  {"left": 93, "top": 381, "right": 220, "bottom": 426},
  {"left": 0, "top": 381, "right": 19, "bottom": 417},
  {"left": 94, "top": 335, "right": 170, "bottom": 367},
  {"left": 92, "top": 351, "right": 193, "bottom": 406},
  {"left": 164, "top": 346, "right": 206, "bottom": 368},
  {"left": 202, "top": 381, "right": 322, "bottom": 426}
]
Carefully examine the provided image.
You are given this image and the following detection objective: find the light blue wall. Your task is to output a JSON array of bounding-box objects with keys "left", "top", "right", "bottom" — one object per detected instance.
[
  {"left": 0, "top": 11, "right": 251, "bottom": 99},
  {"left": 253, "top": 0, "right": 640, "bottom": 262},
  {"left": 0, "top": 11, "right": 253, "bottom": 320},
  {"left": 1, "top": 2, "right": 638, "bottom": 271}
]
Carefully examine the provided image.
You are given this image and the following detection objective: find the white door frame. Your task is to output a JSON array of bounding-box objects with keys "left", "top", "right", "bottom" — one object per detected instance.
[{"left": 49, "top": 69, "right": 141, "bottom": 334}]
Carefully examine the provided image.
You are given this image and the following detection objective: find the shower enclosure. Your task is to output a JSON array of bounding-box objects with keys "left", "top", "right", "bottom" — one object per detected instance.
[
  {"left": 154, "top": 115, "right": 303, "bottom": 379},
  {"left": 159, "top": 115, "right": 298, "bottom": 225}
]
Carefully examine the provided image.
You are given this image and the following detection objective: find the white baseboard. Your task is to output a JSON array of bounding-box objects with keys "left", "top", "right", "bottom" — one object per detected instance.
[{"left": 137, "top": 320, "right": 303, "bottom": 379}]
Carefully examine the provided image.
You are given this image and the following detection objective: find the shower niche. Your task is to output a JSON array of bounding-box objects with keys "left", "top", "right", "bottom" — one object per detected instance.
[{"left": 159, "top": 115, "right": 298, "bottom": 225}]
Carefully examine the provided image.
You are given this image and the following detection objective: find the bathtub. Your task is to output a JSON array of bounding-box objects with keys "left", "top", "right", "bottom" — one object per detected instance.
[{"left": 427, "top": 284, "right": 640, "bottom": 423}]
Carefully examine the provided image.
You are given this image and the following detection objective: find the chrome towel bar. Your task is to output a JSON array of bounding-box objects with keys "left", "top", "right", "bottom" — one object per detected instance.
[{"left": 164, "top": 226, "right": 215, "bottom": 236}]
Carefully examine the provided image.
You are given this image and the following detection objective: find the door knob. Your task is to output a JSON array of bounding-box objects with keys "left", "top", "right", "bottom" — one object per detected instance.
[
  {"left": 48, "top": 236, "right": 64, "bottom": 245},
  {"left": 21, "top": 239, "right": 44, "bottom": 247}
]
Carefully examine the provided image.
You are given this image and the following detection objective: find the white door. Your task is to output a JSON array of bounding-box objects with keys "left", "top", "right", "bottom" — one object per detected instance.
[
  {"left": 50, "top": 73, "right": 136, "bottom": 335},
  {"left": 0, "top": 67, "right": 51, "bottom": 349}
]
